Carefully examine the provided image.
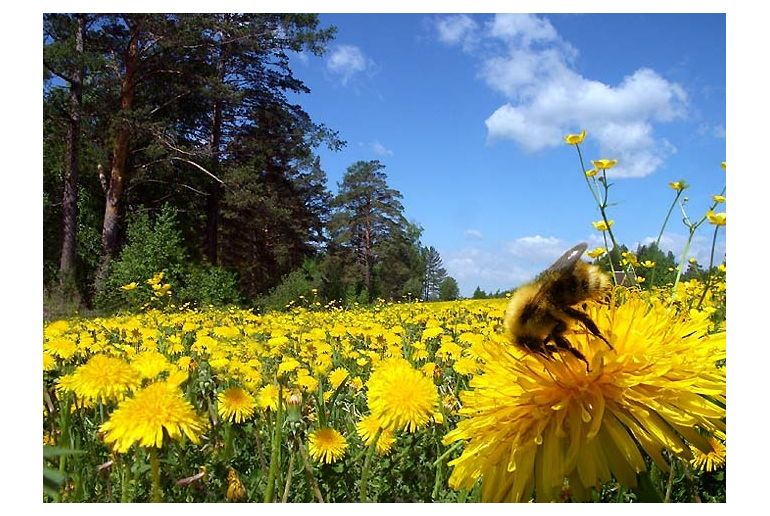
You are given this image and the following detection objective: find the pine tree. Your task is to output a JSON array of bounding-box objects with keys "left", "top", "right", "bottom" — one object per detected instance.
[
  {"left": 422, "top": 246, "right": 447, "bottom": 300},
  {"left": 328, "top": 160, "right": 408, "bottom": 298}
]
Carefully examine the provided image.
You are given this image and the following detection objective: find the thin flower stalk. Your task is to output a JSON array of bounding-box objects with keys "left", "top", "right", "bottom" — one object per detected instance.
[
  {"left": 149, "top": 447, "right": 162, "bottom": 502},
  {"left": 264, "top": 383, "right": 284, "bottom": 503},
  {"left": 359, "top": 427, "right": 383, "bottom": 502},
  {"left": 573, "top": 143, "right": 630, "bottom": 283},
  {"left": 696, "top": 219, "right": 723, "bottom": 310},
  {"left": 649, "top": 188, "right": 686, "bottom": 287}
]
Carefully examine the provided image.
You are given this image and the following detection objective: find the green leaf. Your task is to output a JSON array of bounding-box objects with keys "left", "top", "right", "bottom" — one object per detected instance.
[{"left": 43, "top": 445, "right": 86, "bottom": 458}]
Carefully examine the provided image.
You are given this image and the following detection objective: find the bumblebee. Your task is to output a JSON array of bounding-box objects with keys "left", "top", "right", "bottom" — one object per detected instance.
[{"left": 503, "top": 242, "right": 613, "bottom": 370}]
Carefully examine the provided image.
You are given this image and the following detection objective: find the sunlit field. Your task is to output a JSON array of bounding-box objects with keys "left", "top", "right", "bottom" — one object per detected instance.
[{"left": 43, "top": 274, "right": 725, "bottom": 502}]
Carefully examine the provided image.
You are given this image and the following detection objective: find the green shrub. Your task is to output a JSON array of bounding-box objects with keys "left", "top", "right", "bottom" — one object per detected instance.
[
  {"left": 94, "top": 206, "right": 188, "bottom": 311},
  {"left": 178, "top": 265, "right": 241, "bottom": 307},
  {"left": 255, "top": 260, "right": 322, "bottom": 312}
]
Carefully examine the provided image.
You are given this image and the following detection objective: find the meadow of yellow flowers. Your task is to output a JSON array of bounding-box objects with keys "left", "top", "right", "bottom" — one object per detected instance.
[{"left": 43, "top": 277, "right": 725, "bottom": 502}]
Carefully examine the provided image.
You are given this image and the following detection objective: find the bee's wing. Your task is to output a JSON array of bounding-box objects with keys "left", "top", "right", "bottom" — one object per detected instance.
[
  {"left": 516, "top": 243, "right": 589, "bottom": 310},
  {"left": 542, "top": 243, "right": 588, "bottom": 276},
  {"left": 529, "top": 243, "right": 588, "bottom": 303}
]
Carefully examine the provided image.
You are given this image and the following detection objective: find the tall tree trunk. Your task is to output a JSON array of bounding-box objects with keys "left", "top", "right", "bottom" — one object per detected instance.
[
  {"left": 97, "top": 29, "right": 139, "bottom": 284},
  {"left": 59, "top": 14, "right": 85, "bottom": 296},
  {"left": 205, "top": 45, "right": 226, "bottom": 265}
]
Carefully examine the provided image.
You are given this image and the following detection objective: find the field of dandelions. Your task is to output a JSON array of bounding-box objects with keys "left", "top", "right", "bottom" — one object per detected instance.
[{"left": 43, "top": 132, "right": 726, "bottom": 503}]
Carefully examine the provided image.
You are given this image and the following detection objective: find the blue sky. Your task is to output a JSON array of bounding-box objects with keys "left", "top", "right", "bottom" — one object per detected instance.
[{"left": 287, "top": 13, "right": 726, "bottom": 296}]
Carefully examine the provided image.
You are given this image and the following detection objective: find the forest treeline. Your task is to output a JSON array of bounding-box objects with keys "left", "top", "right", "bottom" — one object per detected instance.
[{"left": 43, "top": 13, "right": 459, "bottom": 314}]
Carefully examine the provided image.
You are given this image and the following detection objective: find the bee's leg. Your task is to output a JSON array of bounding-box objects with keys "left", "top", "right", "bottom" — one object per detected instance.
[
  {"left": 563, "top": 306, "right": 614, "bottom": 350},
  {"left": 550, "top": 332, "right": 590, "bottom": 371},
  {"left": 547, "top": 320, "right": 590, "bottom": 371}
]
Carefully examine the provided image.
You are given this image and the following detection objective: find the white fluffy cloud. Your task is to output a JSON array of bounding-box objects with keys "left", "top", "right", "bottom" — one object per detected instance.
[
  {"left": 443, "top": 235, "right": 569, "bottom": 295},
  {"left": 436, "top": 14, "right": 688, "bottom": 178},
  {"left": 464, "top": 229, "right": 484, "bottom": 240},
  {"left": 326, "top": 44, "right": 372, "bottom": 85},
  {"left": 435, "top": 14, "right": 479, "bottom": 50},
  {"left": 371, "top": 141, "right": 393, "bottom": 157}
]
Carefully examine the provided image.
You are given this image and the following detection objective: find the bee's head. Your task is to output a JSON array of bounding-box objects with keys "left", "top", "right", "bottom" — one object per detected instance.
[{"left": 515, "top": 334, "right": 546, "bottom": 354}]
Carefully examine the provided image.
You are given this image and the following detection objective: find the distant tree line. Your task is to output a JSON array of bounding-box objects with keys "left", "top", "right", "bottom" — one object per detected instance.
[{"left": 43, "top": 13, "right": 458, "bottom": 314}]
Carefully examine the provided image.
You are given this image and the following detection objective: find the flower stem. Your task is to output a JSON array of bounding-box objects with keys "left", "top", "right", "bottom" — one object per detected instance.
[
  {"left": 696, "top": 224, "right": 721, "bottom": 310},
  {"left": 672, "top": 227, "right": 695, "bottom": 297},
  {"left": 575, "top": 144, "right": 626, "bottom": 283},
  {"left": 649, "top": 191, "right": 682, "bottom": 287},
  {"left": 222, "top": 422, "right": 234, "bottom": 462},
  {"left": 149, "top": 447, "right": 162, "bottom": 503},
  {"left": 359, "top": 427, "right": 383, "bottom": 502},
  {"left": 297, "top": 439, "right": 324, "bottom": 502},
  {"left": 575, "top": 145, "right": 602, "bottom": 207},
  {"left": 281, "top": 451, "right": 295, "bottom": 503},
  {"left": 121, "top": 456, "right": 132, "bottom": 503},
  {"left": 58, "top": 394, "right": 72, "bottom": 477},
  {"left": 264, "top": 383, "right": 284, "bottom": 503}
]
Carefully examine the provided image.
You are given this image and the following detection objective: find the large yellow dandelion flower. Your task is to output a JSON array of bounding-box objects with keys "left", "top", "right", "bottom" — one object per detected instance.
[
  {"left": 357, "top": 414, "right": 396, "bottom": 455},
  {"left": 307, "top": 427, "right": 348, "bottom": 464},
  {"left": 217, "top": 387, "right": 257, "bottom": 424},
  {"left": 58, "top": 354, "right": 141, "bottom": 403},
  {"left": 100, "top": 381, "right": 207, "bottom": 453},
  {"left": 366, "top": 358, "right": 438, "bottom": 433},
  {"left": 443, "top": 291, "right": 725, "bottom": 502}
]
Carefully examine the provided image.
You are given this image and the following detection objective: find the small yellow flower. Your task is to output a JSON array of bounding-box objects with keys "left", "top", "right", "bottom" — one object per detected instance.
[
  {"left": 277, "top": 357, "right": 300, "bottom": 376},
  {"left": 591, "top": 159, "right": 618, "bottom": 170},
  {"left": 328, "top": 367, "right": 349, "bottom": 390},
  {"left": 587, "top": 247, "right": 607, "bottom": 259},
  {"left": 640, "top": 260, "right": 656, "bottom": 269},
  {"left": 621, "top": 252, "right": 639, "bottom": 267},
  {"left": 636, "top": 276, "right": 646, "bottom": 283},
  {"left": 307, "top": 427, "right": 348, "bottom": 464},
  {"left": 689, "top": 257, "right": 698, "bottom": 264},
  {"left": 217, "top": 387, "right": 257, "bottom": 424},
  {"left": 146, "top": 272, "right": 164, "bottom": 286},
  {"left": 707, "top": 210, "right": 726, "bottom": 226},
  {"left": 152, "top": 283, "right": 172, "bottom": 297},
  {"left": 712, "top": 195, "right": 726, "bottom": 203},
  {"left": 721, "top": 161, "right": 726, "bottom": 170},
  {"left": 585, "top": 168, "right": 599, "bottom": 177},
  {"left": 121, "top": 282, "right": 138, "bottom": 291},
  {"left": 591, "top": 219, "right": 614, "bottom": 232},
  {"left": 258, "top": 384, "right": 280, "bottom": 412},
  {"left": 563, "top": 129, "right": 586, "bottom": 145},
  {"left": 668, "top": 180, "right": 688, "bottom": 192}
]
